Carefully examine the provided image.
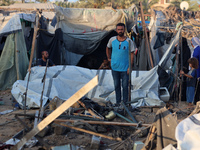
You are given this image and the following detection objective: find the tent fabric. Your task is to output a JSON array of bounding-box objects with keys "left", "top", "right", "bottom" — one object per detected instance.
[
  {"left": 158, "top": 27, "right": 182, "bottom": 70},
  {"left": 62, "top": 31, "right": 109, "bottom": 55},
  {"left": 176, "top": 113, "right": 200, "bottom": 150},
  {"left": 62, "top": 49, "right": 83, "bottom": 65},
  {"left": 55, "top": 5, "right": 138, "bottom": 33},
  {"left": 149, "top": 10, "right": 175, "bottom": 68},
  {"left": 138, "top": 38, "right": 150, "bottom": 70},
  {"left": 37, "top": 28, "right": 63, "bottom": 65},
  {"left": 0, "top": 15, "right": 22, "bottom": 36},
  {"left": 0, "top": 31, "right": 29, "bottom": 90},
  {"left": 55, "top": 5, "right": 138, "bottom": 55},
  {"left": 11, "top": 65, "right": 163, "bottom": 108},
  {"left": 0, "top": 13, "right": 36, "bottom": 36}
]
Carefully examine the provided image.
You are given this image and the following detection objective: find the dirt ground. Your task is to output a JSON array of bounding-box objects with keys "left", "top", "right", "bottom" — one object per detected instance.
[{"left": 0, "top": 89, "right": 193, "bottom": 150}]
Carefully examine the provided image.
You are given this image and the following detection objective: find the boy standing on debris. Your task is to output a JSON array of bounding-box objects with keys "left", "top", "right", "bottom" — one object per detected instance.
[
  {"left": 180, "top": 58, "right": 198, "bottom": 106},
  {"left": 106, "top": 23, "right": 135, "bottom": 106}
]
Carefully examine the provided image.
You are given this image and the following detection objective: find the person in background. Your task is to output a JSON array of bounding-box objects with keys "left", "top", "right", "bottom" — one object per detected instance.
[
  {"left": 99, "top": 58, "right": 111, "bottom": 69},
  {"left": 106, "top": 23, "right": 135, "bottom": 106},
  {"left": 191, "top": 37, "right": 200, "bottom": 104},
  {"left": 180, "top": 58, "right": 198, "bottom": 106},
  {"left": 37, "top": 51, "right": 55, "bottom": 67}
]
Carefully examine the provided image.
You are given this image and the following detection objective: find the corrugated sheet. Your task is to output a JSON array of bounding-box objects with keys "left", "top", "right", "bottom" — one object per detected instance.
[{"left": 0, "top": 3, "right": 56, "bottom": 10}]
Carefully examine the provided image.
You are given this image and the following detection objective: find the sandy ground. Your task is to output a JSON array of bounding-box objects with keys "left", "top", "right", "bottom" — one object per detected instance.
[{"left": 0, "top": 89, "right": 193, "bottom": 150}]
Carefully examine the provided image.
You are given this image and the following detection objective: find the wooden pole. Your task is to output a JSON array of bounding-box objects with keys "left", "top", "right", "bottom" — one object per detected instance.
[
  {"left": 128, "top": 40, "right": 132, "bottom": 103},
  {"left": 23, "top": 13, "right": 39, "bottom": 141},
  {"left": 55, "top": 122, "right": 122, "bottom": 141},
  {"left": 11, "top": 76, "right": 98, "bottom": 150},
  {"left": 54, "top": 119, "right": 150, "bottom": 127},
  {"left": 139, "top": 2, "right": 154, "bottom": 69},
  {"left": 175, "top": 43, "right": 179, "bottom": 102},
  {"left": 179, "top": 10, "right": 184, "bottom": 105},
  {"left": 28, "top": 13, "right": 39, "bottom": 72},
  {"left": 38, "top": 59, "right": 49, "bottom": 122}
]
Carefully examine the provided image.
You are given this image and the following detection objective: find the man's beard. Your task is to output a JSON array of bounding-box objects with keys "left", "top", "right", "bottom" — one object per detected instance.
[{"left": 118, "top": 32, "right": 124, "bottom": 37}]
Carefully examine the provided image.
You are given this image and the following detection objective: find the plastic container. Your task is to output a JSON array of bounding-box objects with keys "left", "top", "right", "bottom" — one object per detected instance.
[
  {"left": 90, "top": 135, "right": 101, "bottom": 149},
  {"left": 159, "top": 87, "right": 170, "bottom": 102}
]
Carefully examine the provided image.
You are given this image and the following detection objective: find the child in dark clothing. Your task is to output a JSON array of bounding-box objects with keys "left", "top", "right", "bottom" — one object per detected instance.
[
  {"left": 99, "top": 58, "right": 111, "bottom": 69},
  {"left": 180, "top": 58, "right": 199, "bottom": 106}
]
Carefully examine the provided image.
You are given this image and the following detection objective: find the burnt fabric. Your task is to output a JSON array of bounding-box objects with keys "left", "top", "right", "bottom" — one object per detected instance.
[
  {"left": 165, "top": 32, "right": 173, "bottom": 44},
  {"left": 37, "top": 28, "right": 63, "bottom": 65},
  {"left": 143, "top": 108, "right": 177, "bottom": 150},
  {"left": 138, "top": 38, "right": 150, "bottom": 70},
  {"left": 25, "top": 28, "right": 34, "bottom": 53},
  {"left": 153, "top": 32, "right": 165, "bottom": 49}
]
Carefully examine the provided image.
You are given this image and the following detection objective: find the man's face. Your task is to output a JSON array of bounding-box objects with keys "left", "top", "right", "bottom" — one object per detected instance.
[
  {"left": 43, "top": 51, "right": 49, "bottom": 59},
  {"left": 116, "top": 26, "right": 125, "bottom": 37}
]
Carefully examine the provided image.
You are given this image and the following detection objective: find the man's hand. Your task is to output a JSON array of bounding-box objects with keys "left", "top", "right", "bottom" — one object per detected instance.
[
  {"left": 180, "top": 70, "right": 184, "bottom": 75},
  {"left": 108, "top": 58, "right": 111, "bottom": 62},
  {"left": 127, "top": 68, "right": 129, "bottom": 74}
]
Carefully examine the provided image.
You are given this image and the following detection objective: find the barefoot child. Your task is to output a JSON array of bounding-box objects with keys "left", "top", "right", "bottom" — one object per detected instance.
[{"left": 180, "top": 58, "right": 198, "bottom": 105}]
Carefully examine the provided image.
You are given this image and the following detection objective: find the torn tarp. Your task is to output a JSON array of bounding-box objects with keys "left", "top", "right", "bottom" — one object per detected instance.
[{"left": 11, "top": 65, "right": 162, "bottom": 108}]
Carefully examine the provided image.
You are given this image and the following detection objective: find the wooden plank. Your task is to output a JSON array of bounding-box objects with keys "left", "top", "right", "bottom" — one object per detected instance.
[
  {"left": 28, "top": 13, "right": 39, "bottom": 72},
  {"left": 11, "top": 76, "right": 98, "bottom": 150},
  {"left": 54, "top": 119, "right": 150, "bottom": 127},
  {"left": 56, "top": 122, "right": 122, "bottom": 141},
  {"left": 15, "top": 115, "right": 51, "bottom": 150}
]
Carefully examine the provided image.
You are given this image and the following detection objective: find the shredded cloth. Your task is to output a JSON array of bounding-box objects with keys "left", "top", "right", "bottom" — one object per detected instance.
[{"left": 142, "top": 107, "right": 178, "bottom": 150}]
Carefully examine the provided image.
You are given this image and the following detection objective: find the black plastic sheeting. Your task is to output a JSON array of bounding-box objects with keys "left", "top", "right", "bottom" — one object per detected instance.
[{"left": 37, "top": 28, "right": 63, "bottom": 65}]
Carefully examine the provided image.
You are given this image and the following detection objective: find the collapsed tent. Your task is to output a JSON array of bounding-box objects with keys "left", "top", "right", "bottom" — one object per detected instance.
[{"left": 11, "top": 25, "right": 181, "bottom": 108}]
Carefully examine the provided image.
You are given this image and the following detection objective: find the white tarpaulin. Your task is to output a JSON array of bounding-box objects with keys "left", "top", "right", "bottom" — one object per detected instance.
[
  {"left": 0, "top": 13, "right": 36, "bottom": 36},
  {"left": 176, "top": 113, "right": 200, "bottom": 150},
  {"left": 55, "top": 5, "right": 138, "bottom": 55},
  {"left": 55, "top": 5, "right": 138, "bottom": 33},
  {"left": 11, "top": 65, "right": 161, "bottom": 108}
]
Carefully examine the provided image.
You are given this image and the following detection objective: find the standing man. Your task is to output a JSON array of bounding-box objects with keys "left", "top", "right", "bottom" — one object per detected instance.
[
  {"left": 37, "top": 51, "right": 55, "bottom": 67},
  {"left": 106, "top": 23, "right": 135, "bottom": 106}
]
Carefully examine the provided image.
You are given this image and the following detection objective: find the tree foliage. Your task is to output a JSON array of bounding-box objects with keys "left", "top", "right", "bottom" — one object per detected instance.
[
  {"left": 68, "top": 0, "right": 158, "bottom": 13},
  {"left": 0, "top": 0, "right": 14, "bottom": 6},
  {"left": 54, "top": 1, "right": 69, "bottom": 8}
]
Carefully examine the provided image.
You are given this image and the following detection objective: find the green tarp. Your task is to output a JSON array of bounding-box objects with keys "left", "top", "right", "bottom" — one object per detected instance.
[{"left": 0, "top": 31, "right": 29, "bottom": 90}]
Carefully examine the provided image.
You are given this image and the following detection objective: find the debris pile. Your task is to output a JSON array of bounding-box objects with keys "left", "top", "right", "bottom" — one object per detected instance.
[{"left": 152, "top": 6, "right": 200, "bottom": 38}]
